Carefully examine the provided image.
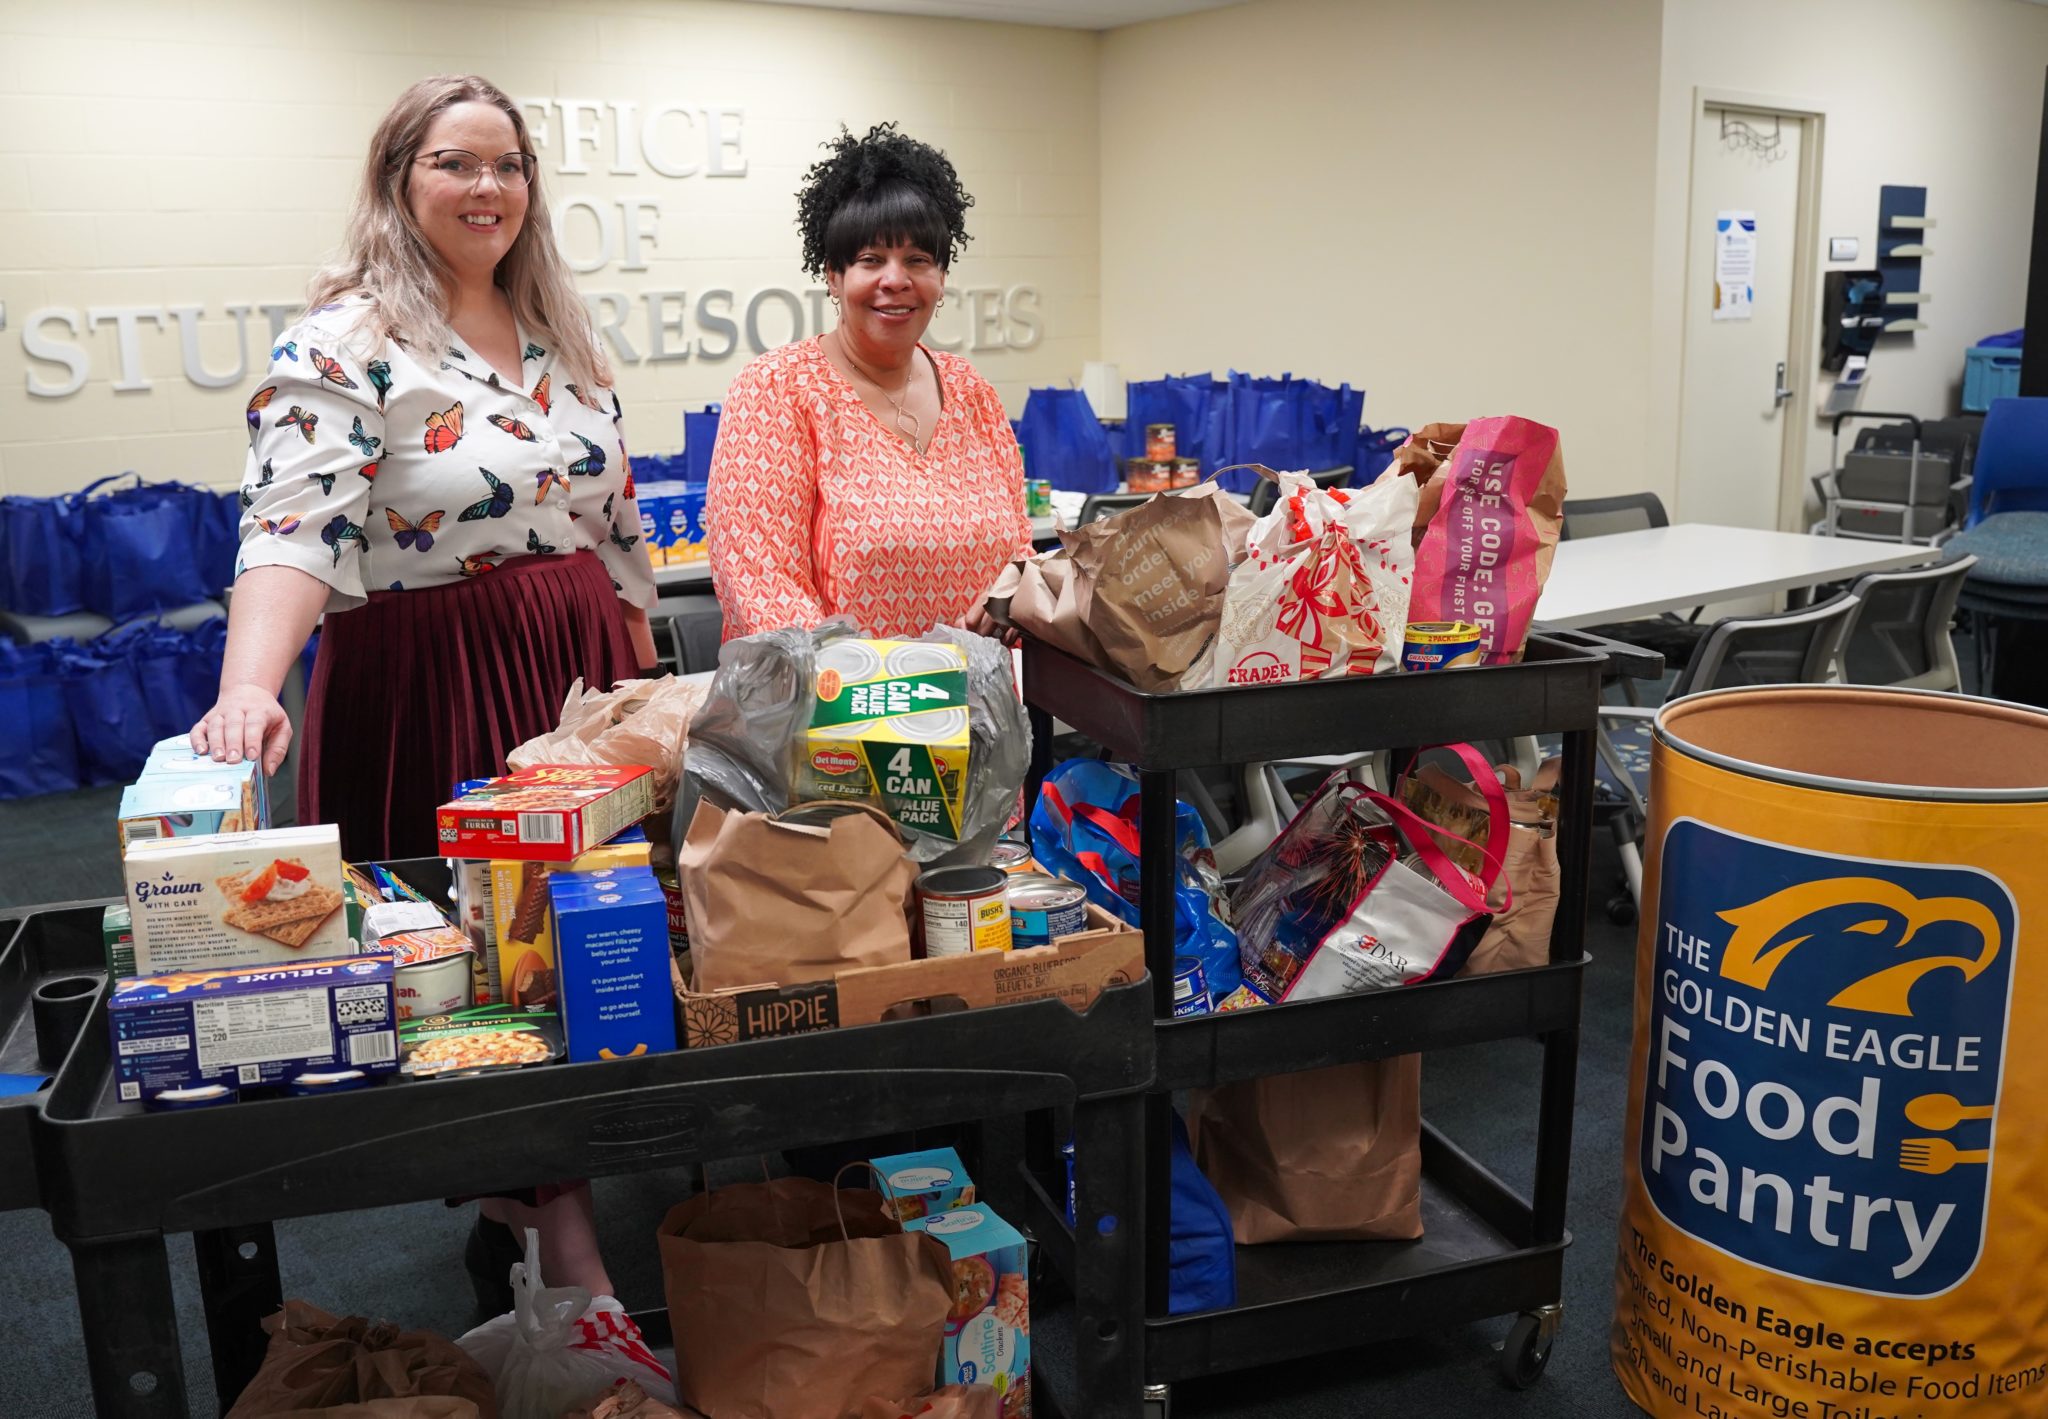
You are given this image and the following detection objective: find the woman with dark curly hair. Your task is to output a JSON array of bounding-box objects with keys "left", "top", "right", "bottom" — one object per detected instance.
[{"left": 707, "top": 123, "right": 1033, "bottom": 640}]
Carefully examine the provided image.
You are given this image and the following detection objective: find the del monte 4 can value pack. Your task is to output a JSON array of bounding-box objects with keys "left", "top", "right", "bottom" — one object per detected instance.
[{"left": 799, "top": 639, "right": 971, "bottom": 840}]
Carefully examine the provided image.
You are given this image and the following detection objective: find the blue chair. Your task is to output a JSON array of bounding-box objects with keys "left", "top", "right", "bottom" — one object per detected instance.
[{"left": 1966, "top": 397, "right": 2048, "bottom": 527}]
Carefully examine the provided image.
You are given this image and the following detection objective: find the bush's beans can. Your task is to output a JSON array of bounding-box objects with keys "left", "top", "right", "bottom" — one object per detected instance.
[
  {"left": 1172, "top": 956, "right": 1210, "bottom": 1016},
  {"left": 1612, "top": 686, "right": 2048, "bottom": 1418},
  {"left": 991, "top": 839, "right": 1036, "bottom": 875},
  {"left": 917, "top": 865, "right": 1012, "bottom": 957},
  {"left": 1401, "top": 620, "right": 1484, "bottom": 672},
  {"left": 1008, "top": 873, "right": 1088, "bottom": 947}
]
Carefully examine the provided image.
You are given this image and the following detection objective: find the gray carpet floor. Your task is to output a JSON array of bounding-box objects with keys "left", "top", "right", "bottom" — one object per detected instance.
[{"left": 0, "top": 784, "right": 1648, "bottom": 1419}]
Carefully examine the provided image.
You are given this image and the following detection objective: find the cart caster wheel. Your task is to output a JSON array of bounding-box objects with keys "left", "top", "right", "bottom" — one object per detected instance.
[
  {"left": 1606, "top": 894, "right": 1637, "bottom": 927},
  {"left": 1143, "top": 1382, "right": 1171, "bottom": 1418},
  {"left": 1500, "top": 1311, "right": 1555, "bottom": 1390}
]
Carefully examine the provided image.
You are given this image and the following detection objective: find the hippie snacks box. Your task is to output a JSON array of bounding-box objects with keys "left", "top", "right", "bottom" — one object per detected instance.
[
  {"left": 905, "top": 1205, "right": 1031, "bottom": 1416},
  {"left": 488, "top": 829, "right": 653, "bottom": 1011},
  {"left": 124, "top": 826, "right": 348, "bottom": 976},
  {"left": 110, "top": 954, "right": 397, "bottom": 1106},
  {"left": 871, "top": 1147, "right": 977, "bottom": 1222},
  {"left": 117, "top": 742, "right": 268, "bottom": 852},
  {"left": 794, "top": 639, "right": 971, "bottom": 841},
  {"left": 436, "top": 765, "right": 655, "bottom": 863},
  {"left": 550, "top": 866, "right": 677, "bottom": 1063}
]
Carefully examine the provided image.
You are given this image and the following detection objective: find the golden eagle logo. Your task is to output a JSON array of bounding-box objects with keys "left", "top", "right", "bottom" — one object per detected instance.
[{"left": 1716, "top": 877, "right": 2003, "bottom": 1017}]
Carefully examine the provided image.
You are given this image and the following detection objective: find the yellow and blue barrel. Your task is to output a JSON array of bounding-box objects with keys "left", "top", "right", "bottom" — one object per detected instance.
[{"left": 1613, "top": 685, "right": 2048, "bottom": 1418}]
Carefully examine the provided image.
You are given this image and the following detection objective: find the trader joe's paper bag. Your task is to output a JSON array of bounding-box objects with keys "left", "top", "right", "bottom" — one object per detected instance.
[
  {"left": 1408, "top": 417, "right": 1566, "bottom": 664},
  {"left": 679, "top": 800, "right": 914, "bottom": 992},
  {"left": 1061, "top": 484, "right": 1255, "bottom": 691},
  {"left": 658, "top": 1179, "right": 953, "bottom": 1419}
]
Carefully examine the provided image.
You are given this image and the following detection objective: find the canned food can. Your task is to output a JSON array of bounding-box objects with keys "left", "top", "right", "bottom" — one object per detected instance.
[
  {"left": 1171, "top": 457, "right": 1201, "bottom": 488},
  {"left": 1145, "top": 422, "right": 1177, "bottom": 461},
  {"left": 1401, "top": 620, "right": 1485, "bottom": 672},
  {"left": 1026, "top": 478, "right": 1054, "bottom": 518},
  {"left": 917, "top": 865, "right": 1012, "bottom": 957},
  {"left": 654, "top": 865, "right": 690, "bottom": 953},
  {"left": 814, "top": 638, "right": 884, "bottom": 683},
  {"left": 883, "top": 642, "right": 962, "bottom": 677},
  {"left": 1008, "top": 872, "right": 1089, "bottom": 947},
  {"left": 1124, "top": 458, "right": 1174, "bottom": 494},
  {"left": 990, "top": 839, "right": 1035, "bottom": 874},
  {"left": 1172, "top": 956, "right": 1211, "bottom": 1016}
]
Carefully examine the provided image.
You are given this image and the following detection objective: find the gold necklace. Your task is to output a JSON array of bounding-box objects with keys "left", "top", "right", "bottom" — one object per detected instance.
[{"left": 837, "top": 334, "right": 924, "bottom": 451}]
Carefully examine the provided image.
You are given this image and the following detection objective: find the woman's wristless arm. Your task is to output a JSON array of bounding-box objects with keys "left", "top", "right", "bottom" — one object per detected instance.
[{"left": 191, "top": 564, "right": 330, "bottom": 773}]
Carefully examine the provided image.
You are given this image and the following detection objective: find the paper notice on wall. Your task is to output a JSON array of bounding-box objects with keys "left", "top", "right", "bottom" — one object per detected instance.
[{"left": 1713, "top": 210, "right": 1756, "bottom": 321}]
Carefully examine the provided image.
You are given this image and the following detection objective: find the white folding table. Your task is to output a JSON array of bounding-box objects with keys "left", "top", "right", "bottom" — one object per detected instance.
[{"left": 1537, "top": 523, "right": 1936, "bottom": 628}]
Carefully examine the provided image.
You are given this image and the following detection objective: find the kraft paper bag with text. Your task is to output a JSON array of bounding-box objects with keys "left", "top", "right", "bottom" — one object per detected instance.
[
  {"left": 658, "top": 1178, "right": 953, "bottom": 1419},
  {"left": 1188, "top": 1056, "right": 1423, "bottom": 1244},
  {"left": 223, "top": 1302, "right": 498, "bottom": 1419},
  {"left": 1401, "top": 758, "right": 1561, "bottom": 976},
  {"left": 679, "top": 800, "right": 915, "bottom": 992},
  {"left": 1061, "top": 484, "right": 1255, "bottom": 691},
  {"left": 986, "top": 551, "right": 1109, "bottom": 668}
]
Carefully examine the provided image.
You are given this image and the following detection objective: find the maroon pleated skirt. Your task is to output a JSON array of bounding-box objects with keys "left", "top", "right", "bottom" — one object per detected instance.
[{"left": 300, "top": 551, "right": 637, "bottom": 862}]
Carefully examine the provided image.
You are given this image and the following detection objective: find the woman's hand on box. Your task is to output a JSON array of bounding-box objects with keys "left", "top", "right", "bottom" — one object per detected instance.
[{"left": 191, "top": 683, "right": 293, "bottom": 776}]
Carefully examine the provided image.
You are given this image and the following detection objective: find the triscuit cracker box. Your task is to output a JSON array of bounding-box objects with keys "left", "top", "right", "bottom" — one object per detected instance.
[
  {"left": 796, "top": 639, "right": 971, "bottom": 841},
  {"left": 124, "top": 826, "right": 348, "bottom": 975},
  {"left": 905, "top": 1205, "right": 1031, "bottom": 1416}
]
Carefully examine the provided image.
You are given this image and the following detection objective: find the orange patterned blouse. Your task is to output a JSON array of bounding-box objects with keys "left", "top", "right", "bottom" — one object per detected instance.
[{"left": 706, "top": 337, "right": 1035, "bottom": 639}]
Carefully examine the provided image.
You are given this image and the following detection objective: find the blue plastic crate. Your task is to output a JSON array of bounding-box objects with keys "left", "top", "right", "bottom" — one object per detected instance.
[{"left": 1964, "top": 345, "right": 2023, "bottom": 412}]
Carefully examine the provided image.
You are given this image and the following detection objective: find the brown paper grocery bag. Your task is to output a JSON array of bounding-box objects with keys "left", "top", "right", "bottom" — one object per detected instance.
[
  {"left": 1400, "top": 760, "right": 1561, "bottom": 976},
  {"left": 1062, "top": 483, "right": 1254, "bottom": 692},
  {"left": 680, "top": 801, "right": 915, "bottom": 992},
  {"left": 223, "top": 1301, "right": 497, "bottom": 1419},
  {"left": 560, "top": 1381, "right": 694, "bottom": 1419},
  {"left": 990, "top": 550, "right": 1110, "bottom": 667},
  {"left": 1187, "top": 1057, "right": 1423, "bottom": 1243},
  {"left": 266, "top": 1404, "right": 481, "bottom": 1419},
  {"left": 1385, "top": 422, "right": 1467, "bottom": 534},
  {"left": 858, "top": 1386, "right": 1002, "bottom": 1419},
  {"left": 658, "top": 1179, "right": 954, "bottom": 1419}
]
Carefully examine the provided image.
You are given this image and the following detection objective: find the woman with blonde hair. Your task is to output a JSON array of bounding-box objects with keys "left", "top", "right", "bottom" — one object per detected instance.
[
  {"left": 194, "top": 73, "right": 658, "bottom": 862},
  {"left": 192, "top": 75, "right": 657, "bottom": 1320}
]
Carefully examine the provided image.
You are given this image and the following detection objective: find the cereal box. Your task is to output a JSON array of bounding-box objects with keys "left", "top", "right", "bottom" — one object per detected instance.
[
  {"left": 794, "top": 640, "right": 971, "bottom": 841},
  {"left": 871, "top": 1147, "right": 977, "bottom": 1222},
  {"left": 118, "top": 744, "right": 267, "bottom": 852},
  {"left": 436, "top": 765, "right": 656, "bottom": 862},
  {"left": 551, "top": 866, "right": 676, "bottom": 1062},
  {"left": 905, "top": 1205, "right": 1031, "bottom": 1416},
  {"left": 124, "top": 826, "right": 349, "bottom": 975},
  {"left": 109, "top": 954, "right": 397, "bottom": 1105},
  {"left": 488, "top": 831, "right": 654, "bottom": 1013}
]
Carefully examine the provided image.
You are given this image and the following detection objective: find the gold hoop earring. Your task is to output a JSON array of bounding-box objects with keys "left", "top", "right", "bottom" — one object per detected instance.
[{"left": 935, "top": 296, "right": 945, "bottom": 309}]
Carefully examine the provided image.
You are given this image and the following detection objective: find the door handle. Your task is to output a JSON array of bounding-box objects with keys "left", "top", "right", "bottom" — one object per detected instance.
[{"left": 1774, "top": 361, "right": 1794, "bottom": 407}]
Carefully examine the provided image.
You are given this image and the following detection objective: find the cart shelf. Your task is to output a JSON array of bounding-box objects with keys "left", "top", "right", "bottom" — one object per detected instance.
[{"left": 1, "top": 899, "right": 112, "bottom": 1214}]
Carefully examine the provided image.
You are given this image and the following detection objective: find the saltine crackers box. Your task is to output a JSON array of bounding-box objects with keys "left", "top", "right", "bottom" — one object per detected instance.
[
  {"left": 905, "top": 1205, "right": 1031, "bottom": 1415},
  {"left": 123, "top": 825, "right": 348, "bottom": 976}
]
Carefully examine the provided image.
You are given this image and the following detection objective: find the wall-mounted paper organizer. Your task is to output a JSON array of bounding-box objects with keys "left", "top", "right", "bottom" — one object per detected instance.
[{"left": 1877, "top": 185, "right": 1932, "bottom": 334}]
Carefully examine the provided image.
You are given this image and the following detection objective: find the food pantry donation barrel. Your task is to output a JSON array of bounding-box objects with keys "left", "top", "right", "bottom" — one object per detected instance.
[{"left": 1612, "top": 686, "right": 2048, "bottom": 1419}]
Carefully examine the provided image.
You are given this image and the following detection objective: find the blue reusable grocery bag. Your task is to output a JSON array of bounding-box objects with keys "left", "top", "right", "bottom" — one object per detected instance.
[
  {"left": 1219, "top": 374, "right": 1366, "bottom": 492},
  {"left": 53, "top": 637, "right": 154, "bottom": 786},
  {"left": 176, "top": 616, "right": 230, "bottom": 729},
  {"left": 1029, "top": 758, "right": 1241, "bottom": 1000},
  {"left": 107, "top": 619, "right": 217, "bottom": 742},
  {"left": 685, "top": 404, "right": 722, "bottom": 484},
  {"left": 81, "top": 476, "right": 219, "bottom": 618},
  {"left": 1017, "top": 388, "right": 1119, "bottom": 494},
  {"left": 1169, "top": 1110, "right": 1237, "bottom": 1313},
  {"left": 1353, "top": 426, "right": 1410, "bottom": 486},
  {"left": 0, "top": 479, "right": 102, "bottom": 616},
  {"left": 1121, "top": 374, "right": 1229, "bottom": 472},
  {"left": 0, "top": 640, "right": 81, "bottom": 798}
]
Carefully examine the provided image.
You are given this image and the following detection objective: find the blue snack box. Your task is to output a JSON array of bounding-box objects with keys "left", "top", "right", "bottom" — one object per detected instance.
[
  {"left": 110, "top": 955, "right": 397, "bottom": 1106},
  {"left": 550, "top": 866, "right": 677, "bottom": 1063},
  {"left": 871, "top": 1146, "right": 978, "bottom": 1221},
  {"left": 904, "top": 1205, "right": 1031, "bottom": 1415},
  {"left": 636, "top": 481, "right": 681, "bottom": 567},
  {"left": 668, "top": 484, "right": 709, "bottom": 564}
]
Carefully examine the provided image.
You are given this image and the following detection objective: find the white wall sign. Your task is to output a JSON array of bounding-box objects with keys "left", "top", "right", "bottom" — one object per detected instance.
[
  {"left": 1714, "top": 210, "right": 1757, "bottom": 321},
  {"left": 17, "top": 99, "right": 1042, "bottom": 399}
]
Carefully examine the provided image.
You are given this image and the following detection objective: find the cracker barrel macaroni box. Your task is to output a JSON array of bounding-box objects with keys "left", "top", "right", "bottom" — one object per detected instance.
[
  {"left": 110, "top": 954, "right": 396, "bottom": 1104},
  {"left": 550, "top": 866, "right": 677, "bottom": 1063},
  {"left": 906, "top": 1205, "right": 1031, "bottom": 1416},
  {"left": 124, "top": 826, "right": 349, "bottom": 975},
  {"left": 796, "top": 639, "right": 970, "bottom": 840},
  {"left": 436, "top": 765, "right": 655, "bottom": 862}
]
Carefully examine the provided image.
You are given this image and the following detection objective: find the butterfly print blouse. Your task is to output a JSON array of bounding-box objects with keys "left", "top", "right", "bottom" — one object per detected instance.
[
  {"left": 706, "top": 337, "right": 1035, "bottom": 639},
  {"left": 237, "top": 296, "right": 656, "bottom": 611}
]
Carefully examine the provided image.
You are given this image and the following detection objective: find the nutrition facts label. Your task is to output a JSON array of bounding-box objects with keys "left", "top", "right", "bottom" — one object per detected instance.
[{"left": 193, "top": 988, "right": 334, "bottom": 1071}]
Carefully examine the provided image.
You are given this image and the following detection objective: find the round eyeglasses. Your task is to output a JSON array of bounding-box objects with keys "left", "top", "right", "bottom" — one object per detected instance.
[{"left": 414, "top": 149, "right": 539, "bottom": 188}]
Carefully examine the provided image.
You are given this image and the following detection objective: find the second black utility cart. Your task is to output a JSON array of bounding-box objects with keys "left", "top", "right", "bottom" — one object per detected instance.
[{"left": 1017, "top": 629, "right": 1640, "bottom": 1416}]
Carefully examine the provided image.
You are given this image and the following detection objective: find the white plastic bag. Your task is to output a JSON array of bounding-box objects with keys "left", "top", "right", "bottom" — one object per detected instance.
[
  {"left": 455, "top": 1229, "right": 676, "bottom": 1419},
  {"left": 1185, "top": 468, "right": 1416, "bottom": 688}
]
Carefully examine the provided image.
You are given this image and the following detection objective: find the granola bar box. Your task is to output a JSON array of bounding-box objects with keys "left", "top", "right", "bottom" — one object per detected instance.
[
  {"left": 436, "top": 765, "right": 656, "bottom": 863},
  {"left": 904, "top": 1205, "right": 1031, "bottom": 1416},
  {"left": 110, "top": 954, "right": 396, "bottom": 1104},
  {"left": 123, "top": 825, "right": 349, "bottom": 976}
]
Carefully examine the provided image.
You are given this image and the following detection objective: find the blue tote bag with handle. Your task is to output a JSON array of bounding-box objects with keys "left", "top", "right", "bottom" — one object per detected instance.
[
  {"left": 1121, "top": 374, "right": 1228, "bottom": 471},
  {"left": 0, "top": 478, "right": 105, "bottom": 617},
  {"left": 54, "top": 637, "right": 155, "bottom": 786},
  {"left": 0, "top": 640, "right": 81, "bottom": 798},
  {"left": 685, "top": 404, "right": 722, "bottom": 484},
  {"left": 1017, "top": 387, "right": 1119, "bottom": 494}
]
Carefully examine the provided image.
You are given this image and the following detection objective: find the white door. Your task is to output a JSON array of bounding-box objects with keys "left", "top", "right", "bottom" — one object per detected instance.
[{"left": 1676, "top": 107, "right": 1806, "bottom": 530}]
